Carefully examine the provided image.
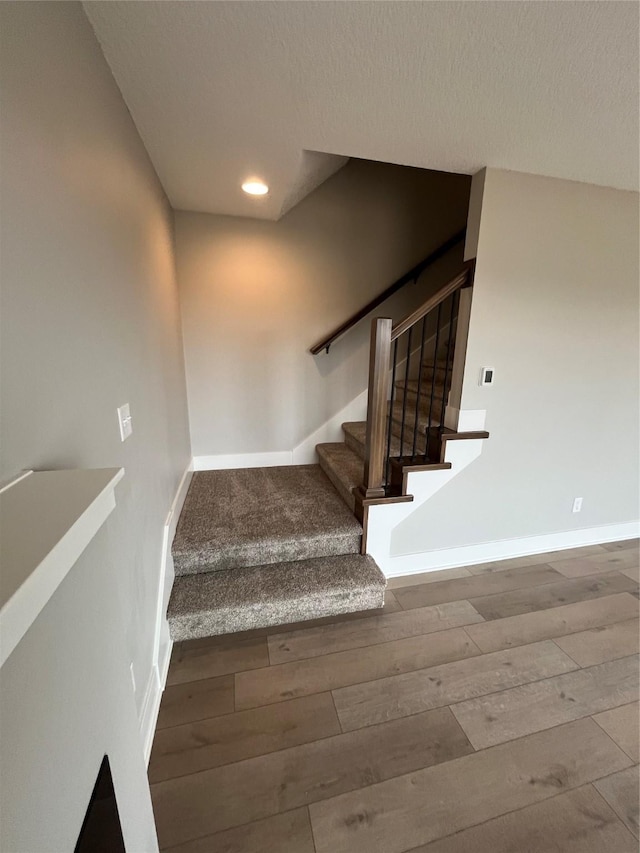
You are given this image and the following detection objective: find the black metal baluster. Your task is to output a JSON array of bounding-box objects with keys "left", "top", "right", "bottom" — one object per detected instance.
[
  {"left": 385, "top": 339, "right": 399, "bottom": 491},
  {"left": 426, "top": 303, "right": 443, "bottom": 459},
  {"left": 412, "top": 317, "right": 427, "bottom": 459},
  {"left": 399, "top": 327, "right": 413, "bottom": 459},
  {"left": 440, "top": 290, "right": 459, "bottom": 436}
]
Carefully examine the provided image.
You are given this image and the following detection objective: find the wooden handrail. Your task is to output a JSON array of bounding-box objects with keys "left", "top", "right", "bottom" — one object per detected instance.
[
  {"left": 391, "top": 266, "right": 471, "bottom": 342},
  {"left": 309, "top": 229, "right": 466, "bottom": 355}
]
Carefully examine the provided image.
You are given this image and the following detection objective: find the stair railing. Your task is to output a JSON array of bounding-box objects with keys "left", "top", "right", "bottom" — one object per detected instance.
[{"left": 358, "top": 263, "right": 474, "bottom": 502}]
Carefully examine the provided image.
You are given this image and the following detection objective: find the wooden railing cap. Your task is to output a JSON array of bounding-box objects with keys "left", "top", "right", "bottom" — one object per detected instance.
[{"left": 390, "top": 266, "right": 471, "bottom": 342}]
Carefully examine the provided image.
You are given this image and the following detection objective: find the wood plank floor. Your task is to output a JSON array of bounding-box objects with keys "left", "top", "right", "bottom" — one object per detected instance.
[{"left": 150, "top": 540, "right": 639, "bottom": 852}]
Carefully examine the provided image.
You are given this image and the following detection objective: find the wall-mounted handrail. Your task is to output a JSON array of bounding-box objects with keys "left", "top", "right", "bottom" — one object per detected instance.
[{"left": 309, "top": 228, "right": 466, "bottom": 355}]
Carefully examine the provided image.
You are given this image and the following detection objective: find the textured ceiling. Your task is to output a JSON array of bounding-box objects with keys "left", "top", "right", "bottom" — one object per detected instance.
[{"left": 85, "top": 1, "right": 639, "bottom": 220}]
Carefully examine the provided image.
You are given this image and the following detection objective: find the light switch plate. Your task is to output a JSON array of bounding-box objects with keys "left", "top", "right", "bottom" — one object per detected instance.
[{"left": 117, "top": 403, "right": 132, "bottom": 441}]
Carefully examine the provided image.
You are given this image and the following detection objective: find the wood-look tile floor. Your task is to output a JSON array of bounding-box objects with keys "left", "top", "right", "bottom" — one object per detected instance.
[{"left": 150, "top": 540, "right": 640, "bottom": 852}]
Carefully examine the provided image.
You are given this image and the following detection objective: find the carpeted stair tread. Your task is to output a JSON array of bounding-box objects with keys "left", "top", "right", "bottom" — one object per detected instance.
[
  {"left": 342, "top": 421, "right": 367, "bottom": 459},
  {"left": 394, "top": 381, "right": 447, "bottom": 431},
  {"left": 316, "top": 442, "right": 363, "bottom": 511},
  {"left": 389, "top": 402, "right": 442, "bottom": 452},
  {"left": 391, "top": 399, "right": 442, "bottom": 426},
  {"left": 172, "top": 465, "right": 362, "bottom": 576},
  {"left": 395, "top": 377, "right": 446, "bottom": 401},
  {"left": 420, "top": 362, "right": 453, "bottom": 379},
  {"left": 168, "top": 554, "right": 386, "bottom": 640},
  {"left": 343, "top": 420, "right": 415, "bottom": 461},
  {"left": 423, "top": 353, "right": 454, "bottom": 367}
]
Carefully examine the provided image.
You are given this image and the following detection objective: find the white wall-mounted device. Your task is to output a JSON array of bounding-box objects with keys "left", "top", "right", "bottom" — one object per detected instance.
[
  {"left": 479, "top": 367, "right": 495, "bottom": 386},
  {"left": 117, "top": 403, "right": 133, "bottom": 441}
]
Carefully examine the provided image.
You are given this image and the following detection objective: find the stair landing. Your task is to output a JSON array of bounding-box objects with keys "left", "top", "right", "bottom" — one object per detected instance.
[
  {"left": 169, "top": 465, "right": 386, "bottom": 640},
  {"left": 173, "top": 465, "right": 362, "bottom": 575}
]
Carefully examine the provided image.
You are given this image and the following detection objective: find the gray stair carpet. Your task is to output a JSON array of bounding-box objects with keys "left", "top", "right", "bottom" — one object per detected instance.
[
  {"left": 389, "top": 401, "right": 442, "bottom": 453},
  {"left": 317, "top": 424, "right": 435, "bottom": 514},
  {"left": 318, "top": 376, "right": 447, "bottom": 513},
  {"left": 168, "top": 553, "right": 386, "bottom": 640},
  {"left": 316, "top": 442, "right": 362, "bottom": 512},
  {"left": 316, "top": 353, "right": 454, "bottom": 513},
  {"left": 395, "top": 378, "right": 446, "bottom": 413},
  {"left": 172, "top": 464, "right": 362, "bottom": 575},
  {"left": 342, "top": 415, "right": 441, "bottom": 464},
  {"left": 168, "top": 464, "right": 386, "bottom": 640}
]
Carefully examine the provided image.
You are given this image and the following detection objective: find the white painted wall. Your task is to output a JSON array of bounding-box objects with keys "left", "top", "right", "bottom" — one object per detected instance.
[
  {"left": 0, "top": 3, "right": 190, "bottom": 849},
  {"left": 393, "top": 169, "right": 639, "bottom": 557},
  {"left": 175, "top": 160, "right": 471, "bottom": 462}
]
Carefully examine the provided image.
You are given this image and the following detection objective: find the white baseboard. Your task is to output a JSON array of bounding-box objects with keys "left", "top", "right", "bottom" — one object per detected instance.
[
  {"left": 193, "top": 451, "right": 293, "bottom": 471},
  {"left": 193, "top": 390, "right": 369, "bottom": 470},
  {"left": 292, "top": 390, "right": 368, "bottom": 464},
  {"left": 140, "top": 633, "right": 174, "bottom": 765},
  {"left": 366, "top": 430, "right": 486, "bottom": 573},
  {"left": 141, "top": 461, "right": 193, "bottom": 764},
  {"left": 384, "top": 520, "right": 640, "bottom": 578},
  {"left": 158, "top": 635, "right": 173, "bottom": 690},
  {"left": 140, "top": 669, "right": 163, "bottom": 765}
]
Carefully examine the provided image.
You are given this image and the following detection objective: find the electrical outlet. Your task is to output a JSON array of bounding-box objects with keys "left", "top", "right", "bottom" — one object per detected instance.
[
  {"left": 572, "top": 497, "right": 583, "bottom": 513},
  {"left": 117, "top": 403, "right": 133, "bottom": 442},
  {"left": 479, "top": 367, "right": 495, "bottom": 386}
]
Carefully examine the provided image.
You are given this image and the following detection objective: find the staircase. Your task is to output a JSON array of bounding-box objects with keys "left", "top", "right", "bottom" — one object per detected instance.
[
  {"left": 317, "top": 351, "right": 454, "bottom": 512},
  {"left": 168, "top": 465, "right": 386, "bottom": 640},
  {"left": 167, "top": 232, "right": 488, "bottom": 641}
]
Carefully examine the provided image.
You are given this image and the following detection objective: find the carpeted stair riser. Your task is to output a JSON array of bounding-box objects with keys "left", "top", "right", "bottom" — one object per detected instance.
[
  {"left": 394, "top": 380, "right": 447, "bottom": 417},
  {"left": 391, "top": 428, "right": 427, "bottom": 457},
  {"left": 316, "top": 443, "right": 360, "bottom": 512},
  {"left": 421, "top": 363, "right": 453, "bottom": 382},
  {"left": 177, "top": 531, "right": 362, "bottom": 576},
  {"left": 389, "top": 403, "right": 444, "bottom": 456},
  {"left": 313, "top": 353, "right": 456, "bottom": 516},
  {"left": 391, "top": 398, "right": 443, "bottom": 423},
  {"left": 342, "top": 419, "right": 425, "bottom": 462},
  {"left": 424, "top": 353, "right": 454, "bottom": 367},
  {"left": 343, "top": 421, "right": 367, "bottom": 459},
  {"left": 172, "top": 465, "right": 362, "bottom": 576},
  {"left": 342, "top": 393, "right": 445, "bottom": 462},
  {"left": 168, "top": 554, "right": 386, "bottom": 640}
]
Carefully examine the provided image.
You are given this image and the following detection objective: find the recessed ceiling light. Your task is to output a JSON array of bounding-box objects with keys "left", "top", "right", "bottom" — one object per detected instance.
[{"left": 241, "top": 179, "right": 269, "bottom": 196}]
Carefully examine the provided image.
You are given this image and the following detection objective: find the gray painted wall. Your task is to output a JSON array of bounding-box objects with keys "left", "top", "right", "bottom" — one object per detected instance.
[
  {"left": 393, "top": 169, "right": 639, "bottom": 555},
  {"left": 0, "top": 3, "right": 190, "bottom": 849},
  {"left": 175, "top": 160, "right": 471, "bottom": 458}
]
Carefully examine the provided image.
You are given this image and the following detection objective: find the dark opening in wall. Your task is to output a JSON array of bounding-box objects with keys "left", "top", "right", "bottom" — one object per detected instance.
[{"left": 74, "top": 756, "right": 125, "bottom": 853}]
